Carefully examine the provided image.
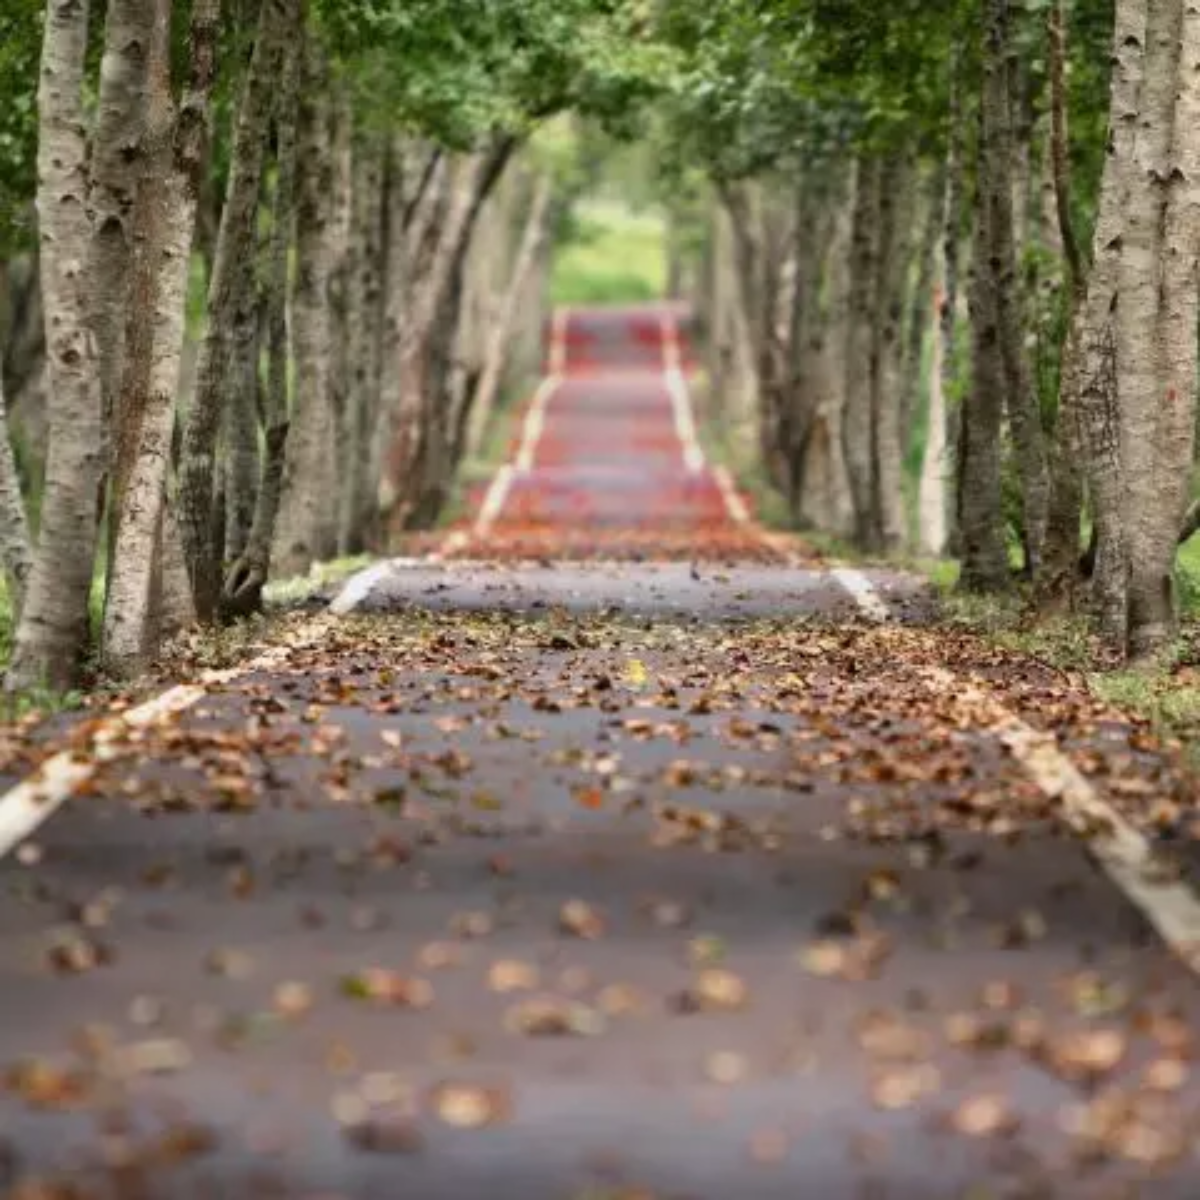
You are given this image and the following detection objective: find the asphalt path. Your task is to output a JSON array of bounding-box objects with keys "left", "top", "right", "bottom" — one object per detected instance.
[{"left": 1, "top": 307, "right": 1198, "bottom": 1200}]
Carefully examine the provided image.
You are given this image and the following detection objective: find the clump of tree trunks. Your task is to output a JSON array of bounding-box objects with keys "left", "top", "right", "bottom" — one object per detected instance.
[
  {"left": 4, "top": 0, "right": 1200, "bottom": 684},
  {"left": 0, "top": 0, "right": 579, "bottom": 688},
  {"left": 672, "top": 0, "right": 1200, "bottom": 663}
]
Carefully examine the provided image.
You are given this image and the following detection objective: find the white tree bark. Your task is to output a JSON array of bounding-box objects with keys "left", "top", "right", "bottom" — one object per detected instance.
[
  {"left": 7, "top": 0, "right": 105, "bottom": 691},
  {"left": 917, "top": 277, "right": 949, "bottom": 557},
  {"left": 223, "top": 5, "right": 300, "bottom": 613},
  {"left": 1079, "top": 0, "right": 1147, "bottom": 642},
  {"left": 103, "top": 0, "right": 216, "bottom": 674},
  {"left": 88, "top": 0, "right": 152, "bottom": 428},
  {"left": 179, "top": 0, "right": 282, "bottom": 619},
  {"left": 272, "top": 35, "right": 335, "bottom": 579},
  {"left": 1128, "top": 0, "right": 1199, "bottom": 654},
  {"left": 797, "top": 176, "right": 855, "bottom": 538},
  {"left": 338, "top": 130, "right": 386, "bottom": 554},
  {"left": 465, "top": 172, "right": 553, "bottom": 460},
  {"left": 0, "top": 361, "right": 32, "bottom": 617}
]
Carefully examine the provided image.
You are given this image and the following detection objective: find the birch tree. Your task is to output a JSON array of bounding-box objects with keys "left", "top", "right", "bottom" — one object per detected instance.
[
  {"left": 103, "top": 0, "right": 219, "bottom": 673},
  {"left": 7, "top": 0, "right": 106, "bottom": 691},
  {"left": 179, "top": 0, "right": 283, "bottom": 622}
]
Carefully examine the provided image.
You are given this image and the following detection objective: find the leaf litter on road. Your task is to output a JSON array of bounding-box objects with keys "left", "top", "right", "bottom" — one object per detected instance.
[{"left": 5, "top": 600, "right": 1200, "bottom": 1192}]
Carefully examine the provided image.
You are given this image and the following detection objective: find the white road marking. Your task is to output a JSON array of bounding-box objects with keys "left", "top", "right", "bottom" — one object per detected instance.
[
  {"left": 547, "top": 305, "right": 569, "bottom": 376},
  {"left": 660, "top": 311, "right": 705, "bottom": 474},
  {"left": 835, "top": 566, "right": 1200, "bottom": 979},
  {"left": 0, "top": 617, "right": 334, "bottom": 862},
  {"left": 332, "top": 311, "right": 573, "bottom": 610},
  {"left": 474, "top": 306, "right": 571, "bottom": 539},
  {"left": 514, "top": 378, "right": 560, "bottom": 473},
  {"left": 659, "top": 313, "right": 797, "bottom": 569},
  {"left": 713, "top": 466, "right": 752, "bottom": 525},
  {"left": 831, "top": 566, "right": 891, "bottom": 622},
  {"left": 329, "top": 561, "right": 395, "bottom": 615}
]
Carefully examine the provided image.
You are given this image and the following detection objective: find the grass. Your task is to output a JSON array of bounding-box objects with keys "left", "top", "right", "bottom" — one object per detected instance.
[
  {"left": 934, "top": 571, "right": 1200, "bottom": 767},
  {"left": 551, "top": 200, "right": 667, "bottom": 307},
  {"left": 263, "top": 555, "right": 373, "bottom": 607}
]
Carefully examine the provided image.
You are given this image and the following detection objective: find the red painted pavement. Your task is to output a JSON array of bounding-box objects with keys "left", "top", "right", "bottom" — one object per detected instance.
[{"left": 442, "top": 305, "right": 792, "bottom": 563}]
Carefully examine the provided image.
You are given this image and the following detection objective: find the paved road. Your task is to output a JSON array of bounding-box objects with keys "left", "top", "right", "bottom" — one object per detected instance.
[{"left": 1, "top": 307, "right": 1199, "bottom": 1199}]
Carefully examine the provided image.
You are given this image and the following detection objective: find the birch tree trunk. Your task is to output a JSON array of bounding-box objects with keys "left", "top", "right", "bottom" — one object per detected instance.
[
  {"left": 918, "top": 110, "right": 963, "bottom": 559},
  {"left": 843, "top": 156, "right": 881, "bottom": 551},
  {"left": 872, "top": 152, "right": 914, "bottom": 553},
  {"left": 272, "top": 35, "right": 336, "bottom": 579},
  {"left": 796, "top": 174, "right": 855, "bottom": 538},
  {"left": 222, "top": 314, "right": 260, "bottom": 564},
  {"left": 917, "top": 280, "right": 949, "bottom": 558},
  {"left": 103, "top": 0, "right": 217, "bottom": 674},
  {"left": 367, "top": 144, "right": 445, "bottom": 549},
  {"left": 7, "top": 0, "right": 105, "bottom": 691},
  {"left": 339, "top": 131, "right": 386, "bottom": 555},
  {"left": 982, "top": 0, "right": 1050, "bottom": 577},
  {"left": 1127, "top": 0, "right": 1199, "bottom": 656},
  {"left": 0, "top": 362, "right": 32, "bottom": 617},
  {"left": 960, "top": 189, "right": 1010, "bottom": 593},
  {"left": 1038, "top": 0, "right": 1087, "bottom": 606},
  {"left": 900, "top": 165, "right": 944, "bottom": 445},
  {"left": 465, "top": 173, "right": 553, "bottom": 461},
  {"left": 326, "top": 83, "right": 354, "bottom": 560},
  {"left": 1079, "top": 0, "right": 1145, "bottom": 644},
  {"left": 88, "top": 0, "right": 152, "bottom": 442},
  {"left": 179, "top": 0, "right": 281, "bottom": 620},
  {"left": 941, "top": 61, "right": 967, "bottom": 558},
  {"left": 378, "top": 141, "right": 513, "bottom": 539},
  {"left": 223, "top": 11, "right": 300, "bottom": 615}
]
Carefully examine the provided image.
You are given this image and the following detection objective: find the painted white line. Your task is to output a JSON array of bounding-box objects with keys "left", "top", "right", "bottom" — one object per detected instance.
[
  {"left": 835, "top": 568, "right": 1200, "bottom": 978},
  {"left": 945, "top": 673, "right": 1200, "bottom": 973},
  {"left": 658, "top": 311, "right": 804, "bottom": 563},
  {"left": 713, "top": 466, "right": 752, "bottom": 525},
  {"left": 475, "top": 463, "right": 517, "bottom": 531},
  {"left": 474, "top": 305, "right": 570, "bottom": 539},
  {"left": 660, "top": 312, "right": 705, "bottom": 474},
  {"left": 329, "top": 561, "right": 394, "bottom": 615},
  {"left": 547, "top": 306, "right": 569, "bottom": 377},
  {"left": 332, "top": 310, "right": 573, "bottom": 607},
  {"left": 0, "top": 617, "right": 334, "bottom": 862},
  {"left": 831, "top": 566, "right": 891, "bottom": 622},
  {"left": 514, "top": 377, "right": 560, "bottom": 473},
  {"left": 438, "top": 530, "right": 470, "bottom": 558}
]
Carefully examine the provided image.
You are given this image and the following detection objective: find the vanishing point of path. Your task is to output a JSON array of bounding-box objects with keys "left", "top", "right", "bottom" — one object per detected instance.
[{"left": 2, "top": 307, "right": 1200, "bottom": 1198}]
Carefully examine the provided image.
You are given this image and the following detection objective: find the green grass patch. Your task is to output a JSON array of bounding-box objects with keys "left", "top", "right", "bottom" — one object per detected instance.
[
  {"left": 0, "top": 576, "right": 88, "bottom": 719},
  {"left": 263, "top": 555, "right": 373, "bottom": 607},
  {"left": 939, "top": 584, "right": 1200, "bottom": 767},
  {"left": 551, "top": 200, "right": 666, "bottom": 307}
]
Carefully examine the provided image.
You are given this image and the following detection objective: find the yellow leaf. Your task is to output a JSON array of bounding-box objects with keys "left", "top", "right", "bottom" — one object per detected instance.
[{"left": 625, "top": 658, "right": 649, "bottom": 686}]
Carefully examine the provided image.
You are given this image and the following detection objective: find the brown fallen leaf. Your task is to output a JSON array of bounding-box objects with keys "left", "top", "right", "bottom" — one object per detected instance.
[
  {"left": 559, "top": 899, "right": 605, "bottom": 939},
  {"left": 870, "top": 1065, "right": 940, "bottom": 1110},
  {"left": 118, "top": 1038, "right": 193, "bottom": 1076},
  {"left": 273, "top": 981, "right": 314, "bottom": 1019},
  {"left": 340, "top": 970, "right": 434, "bottom": 1009},
  {"left": 429, "top": 1082, "right": 512, "bottom": 1129},
  {"left": 344, "top": 1114, "right": 426, "bottom": 1154},
  {"left": 504, "top": 996, "right": 605, "bottom": 1037},
  {"left": 487, "top": 960, "right": 540, "bottom": 993},
  {"left": 1042, "top": 1028, "right": 1127, "bottom": 1083},
  {"left": 703, "top": 1051, "right": 748, "bottom": 1084},
  {"left": 948, "top": 1093, "right": 1019, "bottom": 1138},
  {"left": 5, "top": 1060, "right": 92, "bottom": 1110},
  {"left": 675, "top": 968, "right": 749, "bottom": 1014},
  {"left": 596, "top": 983, "right": 647, "bottom": 1017}
]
